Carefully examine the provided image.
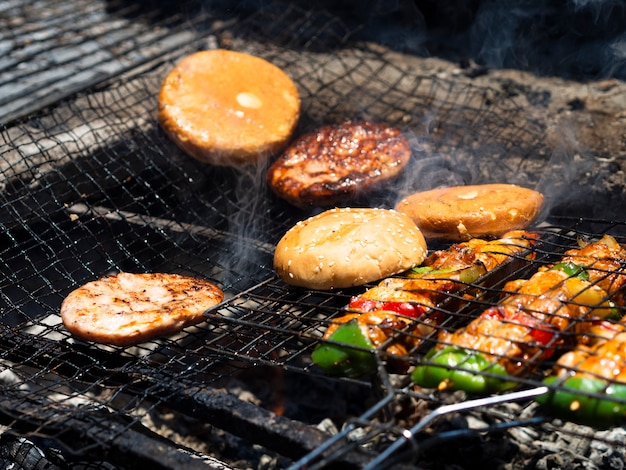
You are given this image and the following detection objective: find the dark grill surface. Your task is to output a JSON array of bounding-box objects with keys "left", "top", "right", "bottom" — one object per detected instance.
[{"left": 2, "top": 1, "right": 626, "bottom": 469}]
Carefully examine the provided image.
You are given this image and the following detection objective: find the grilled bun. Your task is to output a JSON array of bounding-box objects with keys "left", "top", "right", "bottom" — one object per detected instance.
[
  {"left": 274, "top": 207, "right": 427, "bottom": 290},
  {"left": 395, "top": 184, "right": 544, "bottom": 240},
  {"left": 158, "top": 49, "right": 300, "bottom": 167}
]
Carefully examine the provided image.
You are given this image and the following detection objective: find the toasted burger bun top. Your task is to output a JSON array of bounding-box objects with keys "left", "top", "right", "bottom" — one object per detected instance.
[
  {"left": 158, "top": 49, "right": 300, "bottom": 167},
  {"left": 274, "top": 207, "right": 427, "bottom": 290},
  {"left": 395, "top": 183, "right": 544, "bottom": 241}
]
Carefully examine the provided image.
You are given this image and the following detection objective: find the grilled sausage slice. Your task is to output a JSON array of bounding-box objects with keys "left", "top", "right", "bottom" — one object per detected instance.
[
  {"left": 61, "top": 272, "right": 224, "bottom": 346},
  {"left": 267, "top": 121, "right": 411, "bottom": 208}
]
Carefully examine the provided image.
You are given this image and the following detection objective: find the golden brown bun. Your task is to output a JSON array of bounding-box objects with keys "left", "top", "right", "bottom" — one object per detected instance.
[
  {"left": 274, "top": 208, "right": 427, "bottom": 290},
  {"left": 158, "top": 49, "right": 300, "bottom": 167},
  {"left": 395, "top": 184, "right": 544, "bottom": 240}
]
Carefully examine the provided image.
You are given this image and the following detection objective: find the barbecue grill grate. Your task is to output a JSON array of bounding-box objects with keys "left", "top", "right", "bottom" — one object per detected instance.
[{"left": 1, "top": 1, "right": 626, "bottom": 469}]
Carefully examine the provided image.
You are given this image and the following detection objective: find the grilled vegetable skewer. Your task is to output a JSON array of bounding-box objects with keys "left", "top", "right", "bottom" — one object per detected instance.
[
  {"left": 537, "top": 328, "right": 626, "bottom": 426},
  {"left": 535, "top": 236, "right": 626, "bottom": 426},
  {"left": 412, "top": 235, "right": 626, "bottom": 393},
  {"left": 311, "top": 231, "right": 538, "bottom": 377}
]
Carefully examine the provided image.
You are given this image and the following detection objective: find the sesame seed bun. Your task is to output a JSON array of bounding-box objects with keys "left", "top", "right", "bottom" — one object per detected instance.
[
  {"left": 395, "top": 184, "right": 544, "bottom": 241},
  {"left": 158, "top": 49, "right": 300, "bottom": 167},
  {"left": 274, "top": 207, "right": 428, "bottom": 290}
]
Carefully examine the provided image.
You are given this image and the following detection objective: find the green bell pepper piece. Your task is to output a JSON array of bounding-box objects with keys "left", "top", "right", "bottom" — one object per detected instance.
[
  {"left": 551, "top": 262, "right": 589, "bottom": 280},
  {"left": 537, "top": 376, "right": 626, "bottom": 427},
  {"left": 410, "top": 266, "right": 436, "bottom": 275},
  {"left": 311, "top": 319, "right": 377, "bottom": 378},
  {"left": 412, "top": 346, "right": 516, "bottom": 393},
  {"left": 409, "top": 264, "right": 486, "bottom": 283}
]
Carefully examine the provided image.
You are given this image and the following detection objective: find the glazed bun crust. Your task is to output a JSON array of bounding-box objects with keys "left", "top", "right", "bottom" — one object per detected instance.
[
  {"left": 274, "top": 207, "right": 427, "bottom": 290},
  {"left": 395, "top": 184, "right": 544, "bottom": 240},
  {"left": 158, "top": 49, "right": 300, "bottom": 167}
]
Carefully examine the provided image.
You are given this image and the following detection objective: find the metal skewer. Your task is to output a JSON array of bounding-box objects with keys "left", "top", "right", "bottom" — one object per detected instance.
[{"left": 363, "top": 386, "right": 550, "bottom": 470}]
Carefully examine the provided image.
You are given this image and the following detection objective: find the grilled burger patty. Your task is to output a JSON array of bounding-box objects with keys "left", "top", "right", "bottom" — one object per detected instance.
[
  {"left": 60, "top": 272, "right": 224, "bottom": 346},
  {"left": 267, "top": 121, "right": 411, "bottom": 208}
]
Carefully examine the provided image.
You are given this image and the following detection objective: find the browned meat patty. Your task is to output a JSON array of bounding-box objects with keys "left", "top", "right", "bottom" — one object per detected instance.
[
  {"left": 61, "top": 272, "right": 224, "bottom": 346},
  {"left": 267, "top": 121, "right": 411, "bottom": 208}
]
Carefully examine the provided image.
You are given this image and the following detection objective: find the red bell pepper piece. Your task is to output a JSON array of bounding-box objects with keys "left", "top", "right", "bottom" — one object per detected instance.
[
  {"left": 348, "top": 296, "right": 428, "bottom": 319},
  {"left": 508, "top": 312, "right": 557, "bottom": 358}
]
